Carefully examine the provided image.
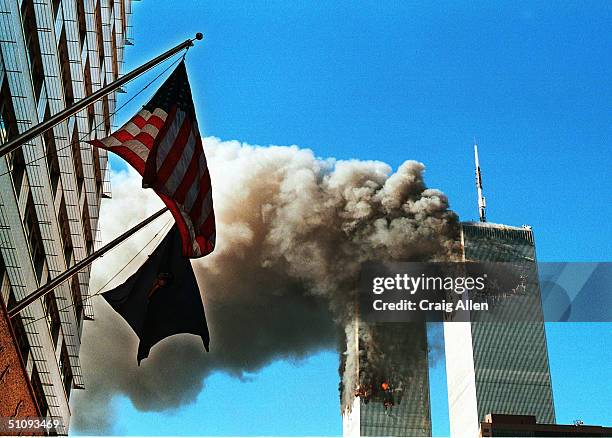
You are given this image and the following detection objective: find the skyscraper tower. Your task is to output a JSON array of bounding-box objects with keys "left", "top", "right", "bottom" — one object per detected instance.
[
  {"left": 0, "top": 0, "right": 132, "bottom": 433},
  {"left": 443, "top": 145, "right": 555, "bottom": 436},
  {"left": 341, "top": 321, "right": 432, "bottom": 437}
]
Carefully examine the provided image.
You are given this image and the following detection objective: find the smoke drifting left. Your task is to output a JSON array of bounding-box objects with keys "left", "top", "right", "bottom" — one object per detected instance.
[{"left": 71, "top": 137, "right": 459, "bottom": 433}]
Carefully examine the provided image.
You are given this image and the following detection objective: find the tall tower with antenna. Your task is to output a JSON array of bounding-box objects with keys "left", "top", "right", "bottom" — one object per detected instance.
[
  {"left": 442, "top": 140, "right": 555, "bottom": 436},
  {"left": 474, "top": 141, "right": 487, "bottom": 222}
]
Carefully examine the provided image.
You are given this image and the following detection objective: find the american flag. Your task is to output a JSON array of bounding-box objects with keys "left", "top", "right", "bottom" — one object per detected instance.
[{"left": 89, "top": 61, "right": 215, "bottom": 258}]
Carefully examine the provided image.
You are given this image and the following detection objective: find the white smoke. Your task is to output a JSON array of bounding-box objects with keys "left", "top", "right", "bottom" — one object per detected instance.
[{"left": 70, "top": 137, "right": 459, "bottom": 433}]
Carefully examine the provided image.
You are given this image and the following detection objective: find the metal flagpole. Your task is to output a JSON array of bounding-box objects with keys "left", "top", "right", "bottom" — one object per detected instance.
[
  {"left": 0, "top": 33, "right": 203, "bottom": 159},
  {"left": 8, "top": 207, "right": 169, "bottom": 318}
]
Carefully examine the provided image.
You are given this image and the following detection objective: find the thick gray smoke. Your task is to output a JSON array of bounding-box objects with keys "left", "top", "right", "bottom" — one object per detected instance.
[{"left": 71, "top": 137, "right": 459, "bottom": 433}]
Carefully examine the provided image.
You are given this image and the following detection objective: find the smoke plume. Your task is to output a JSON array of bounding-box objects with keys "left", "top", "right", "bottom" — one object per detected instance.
[{"left": 71, "top": 137, "right": 459, "bottom": 433}]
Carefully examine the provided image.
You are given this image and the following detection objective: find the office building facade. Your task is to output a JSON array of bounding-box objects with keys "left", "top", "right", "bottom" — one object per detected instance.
[
  {"left": 0, "top": 0, "right": 131, "bottom": 433},
  {"left": 342, "top": 321, "right": 432, "bottom": 437},
  {"left": 444, "top": 222, "right": 556, "bottom": 437}
]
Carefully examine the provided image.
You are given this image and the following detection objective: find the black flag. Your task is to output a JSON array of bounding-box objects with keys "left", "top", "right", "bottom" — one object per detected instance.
[{"left": 103, "top": 225, "right": 209, "bottom": 364}]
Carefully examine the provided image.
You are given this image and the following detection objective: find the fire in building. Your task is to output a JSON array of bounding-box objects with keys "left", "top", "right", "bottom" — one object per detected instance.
[
  {"left": 340, "top": 143, "right": 567, "bottom": 437},
  {"left": 0, "top": 0, "right": 132, "bottom": 433},
  {"left": 341, "top": 321, "right": 432, "bottom": 437}
]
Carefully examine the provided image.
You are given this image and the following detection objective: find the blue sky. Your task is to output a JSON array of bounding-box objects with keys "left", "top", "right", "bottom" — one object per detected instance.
[{"left": 90, "top": 1, "right": 610, "bottom": 436}]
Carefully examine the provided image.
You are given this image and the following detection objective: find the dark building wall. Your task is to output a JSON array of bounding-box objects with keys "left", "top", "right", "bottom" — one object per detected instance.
[{"left": 480, "top": 414, "right": 612, "bottom": 437}]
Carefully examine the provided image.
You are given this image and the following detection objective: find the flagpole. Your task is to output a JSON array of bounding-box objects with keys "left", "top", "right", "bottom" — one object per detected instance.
[
  {"left": 0, "top": 33, "right": 203, "bottom": 159},
  {"left": 8, "top": 207, "right": 169, "bottom": 318}
]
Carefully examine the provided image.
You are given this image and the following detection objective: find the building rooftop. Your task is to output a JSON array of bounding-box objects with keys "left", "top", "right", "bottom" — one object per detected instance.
[
  {"left": 462, "top": 221, "right": 533, "bottom": 232},
  {"left": 480, "top": 413, "right": 612, "bottom": 437}
]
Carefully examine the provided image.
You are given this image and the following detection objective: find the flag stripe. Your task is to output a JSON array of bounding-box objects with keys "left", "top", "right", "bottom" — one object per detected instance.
[
  {"left": 199, "top": 212, "right": 215, "bottom": 236},
  {"left": 133, "top": 131, "right": 155, "bottom": 149},
  {"left": 157, "top": 117, "right": 192, "bottom": 183},
  {"left": 114, "top": 130, "right": 134, "bottom": 143},
  {"left": 188, "top": 170, "right": 211, "bottom": 226},
  {"left": 131, "top": 114, "right": 148, "bottom": 129},
  {"left": 111, "top": 146, "right": 146, "bottom": 173},
  {"left": 183, "top": 167, "right": 201, "bottom": 213},
  {"left": 148, "top": 114, "right": 166, "bottom": 130},
  {"left": 142, "top": 123, "right": 161, "bottom": 140},
  {"left": 196, "top": 189, "right": 214, "bottom": 229},
  {"left": 88, "top": 62, "right": 215, "bottom": 258},
  {"left": 123, "top": 122, "right": 142, "bottom": 137},
  {"left": 173, "top": 146, "right": 202, "bottom": 204},
  {"left": 165, "top": 131, "right": 196, "bottom": 195},
  {"left": 155, "top": 109, "right": 184, "bottom": 168}
]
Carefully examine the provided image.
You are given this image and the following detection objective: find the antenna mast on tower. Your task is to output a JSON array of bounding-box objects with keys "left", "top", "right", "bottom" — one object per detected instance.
[{"left": 474, "top": 140, "right": 487, "bottom": 222}]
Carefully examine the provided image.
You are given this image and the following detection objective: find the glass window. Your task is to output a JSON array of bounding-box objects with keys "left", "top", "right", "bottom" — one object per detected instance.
[
  {"left": 21, "top": 0, "right": 45, "bottom": 99},
  {"left": 9, "top": 148, "right": 26, "bottom": 200},
  {"left": 70, "top": 277, "right": 83, "bottom": 327},
  {"left": 43, "top": 107, "right": 61, "bottom": 196},
  {"left": 94, "top": 0, "right": 105, "bottom": 70},
  {"left": 59, "top": 342, "right": 73, "bottom": 398},
  {"left": 77, "top": 0, "right": 87, "bottom": 49},
  {"left": 92, "top": 145, "right": 102, "bottom": 184},
  {"left": 30, "top": 364, "right": 49, "bottom": 417},
  {"left": 58, "top": 28, "right": 74, "bottom": 107},
  {"left": 24, "top": 194, "right": 46, "bottom": 283},
  {"left": 7, "top": 292, "right": 31, "bottom": 366},
  {"left": 43, "top": 292, "right": 61, "bottom": 348},
  {"left": 83, "top": 57, "right": 93, "bottom": 97},
  {"left": 102, "top": 95, "right": 111, "bottom": 134},
  {"left": 71, "top": 126, "right": 85, "bottom": 196},
  {"left": 0, "top": 253, "right": 7, "bottom": 304},
  {"left": 82, "top": 202, "right": 93, "bottom": 255},
  {"left": 52, "top": 0, "right": 61, "bottom": 18},
  {"left": 58, "top": 196, "right": 73, "bottom": 267},
  {"left": 0, "top": 77, "right": 18, "bottom": 144}
]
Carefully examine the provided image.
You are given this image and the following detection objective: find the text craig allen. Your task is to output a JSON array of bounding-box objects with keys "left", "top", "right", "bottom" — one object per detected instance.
[{"left": 370, "top": 273, "right": 489, "bottom": 313}]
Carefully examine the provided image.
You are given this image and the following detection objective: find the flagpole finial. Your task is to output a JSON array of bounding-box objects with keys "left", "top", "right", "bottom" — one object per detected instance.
[{"left": 195, "top": 33, "right": 204, "bottom": 41}]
